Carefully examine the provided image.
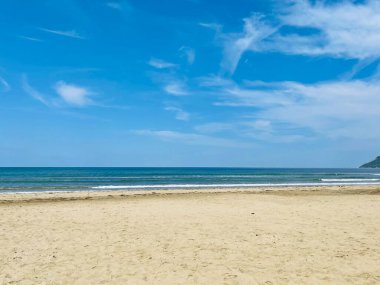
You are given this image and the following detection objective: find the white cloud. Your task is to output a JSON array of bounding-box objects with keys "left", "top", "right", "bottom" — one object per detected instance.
[
  {"left": 278, "top": 0, "right": 380, "bottom": 58},
  {"left": 0, "top": 76, "right": 10, "bottom": 92},
  {"left": 164, "top": 82, "right": 189, "bottom": 96},
  {"left": 54, "top": 81, "right": 93, "bottom": 106},
  {"left": 179, "top": 46, "right": 195, "bottom": 65},
  {"left": 133, "top": 129, "right": 250, "bottom": 147},
  {"left": 215, "top": 79, "right": 380, "bottom": 140},
  {"left": 21, "top": 76, "right": 98, "bottom": 108},
  {"left": 165, "top": 106, "right": 190, "bottom": 121},
  {"left": 39, "top": 28, "right": 84, "bottom": 39},
  {"left": 221, "top": 0, "right": 380, "bottom": 74},
  {"left": 148, "top": 58, "right": 177, "bottom": 69},
  {"left": 21, "top": 75, "right": 51, "bottom": 106}
]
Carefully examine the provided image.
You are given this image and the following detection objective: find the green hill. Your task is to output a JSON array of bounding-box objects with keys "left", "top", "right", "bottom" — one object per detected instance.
[{"left": 360, "top": 156, "right": 380, "bottom": 168}]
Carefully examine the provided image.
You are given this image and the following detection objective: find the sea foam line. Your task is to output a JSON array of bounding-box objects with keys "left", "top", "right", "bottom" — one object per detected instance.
[
  {"left": 2, "top": 181, "right": 380, "bottom": 194},
  {"left": 321, "top": 178, "right": 380, "bottom": 182},
  {"left": 91, "top": 181, "right": 380, "bottom": 189}
]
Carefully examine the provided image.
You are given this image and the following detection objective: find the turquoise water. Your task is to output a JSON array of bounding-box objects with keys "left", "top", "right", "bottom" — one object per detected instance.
[{"left": 1, "top": 167, "right": 380, "bottom": 193}]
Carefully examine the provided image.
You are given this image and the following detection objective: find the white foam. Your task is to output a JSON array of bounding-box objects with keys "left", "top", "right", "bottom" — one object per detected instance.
[
  {"left": 91, "top": 181, "right": 380, "bottom": 189},
  {"left": 321, "top": 178, "right": 380, "bottom": 182}
]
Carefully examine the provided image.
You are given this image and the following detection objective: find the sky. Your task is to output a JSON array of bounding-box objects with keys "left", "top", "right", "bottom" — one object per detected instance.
[{"left": 1, "top": 0, "right": 380, "bottom": 167}]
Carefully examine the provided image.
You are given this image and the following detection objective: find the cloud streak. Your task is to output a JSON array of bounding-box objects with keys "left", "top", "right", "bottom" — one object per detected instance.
[
  {"left": 164, "top": 82, "right": 189, "bottom": 96},
  {"left": 133, "top": 129, "right": 251, "bottom": 147},
  {"left": 148, "top": 58, "right": 177, "bottom": 69},
  {"left": 39, "top": 28, "right": 84, "bottom": 39},
  {"left": 0, "top": 76, "right": 10, "bottom": 92},
  {"left": 21, "top": 75, "right": 51, "bottom": 106},
  {"left": 18, "top": 36, "right": 43, "bottom": 42}
]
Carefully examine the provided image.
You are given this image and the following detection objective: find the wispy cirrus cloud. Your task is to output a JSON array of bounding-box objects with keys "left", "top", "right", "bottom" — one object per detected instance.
[
  {"left": 221, "top": 15, "right": 277, "bottom": 74},
  {"left": 194, "top": 122, "right": 234, "bottom": 134},
  {"left": 197, "top": 74, "right": 234, "bottom": 88},
  {"left": 179, "top": 46, "right": 195, "bottom": 65},
  {"left": 194, "top": 120, "right": 306, "bottom": 143},
  {"left": 213, "top": 78, "right": 380, "bottom": 140},
  {"left": 133, "top": 129, "right": 250, "bottom": 147},
  {"left": 148, "top": 58, "right": 177, "bottom": 69},
  {"left": 199, "top": 22, "right": 222, "bottom": 32},
  {"left": 54, "top": 81, "right": 94, "bottom": 106},
  {"left": 18, "top": 36, "right": 43, "bottom": 42},
  {"left": 0, "top": 76, "right": 10, "bottom": 92},
  {"left": 221, "top": 0, "right": 380, "bottom": 74},
  {"left": 165, "top": 106, "right": 190, "bottom": 121},
  {"left": 21, "top": 75, "right": 52, "bottom": 106},
  {"left": 39, "top": 28, "right": 84, "bottom": 39},
  {"left": 106, "top": 1, "right": 132, "bottom": 12},
  {"left": 164, "top": 82, "right": 189, "bottom": 96},
  {"left": 146, "top": 67, "right": 190, "bottom": 96}
]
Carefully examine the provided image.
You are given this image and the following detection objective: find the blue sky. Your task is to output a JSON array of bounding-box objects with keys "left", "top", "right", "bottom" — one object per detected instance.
[{"left": 1, "top": 0, "right": 380, "bottom": 167}]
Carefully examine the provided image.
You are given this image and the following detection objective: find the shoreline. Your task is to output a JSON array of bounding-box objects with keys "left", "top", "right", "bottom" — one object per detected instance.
[{"left": 1, "top": 184, "right": 379, "bottom": 203}]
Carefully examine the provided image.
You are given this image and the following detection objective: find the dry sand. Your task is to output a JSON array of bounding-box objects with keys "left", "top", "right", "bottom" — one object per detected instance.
[{"left": 1, "top": 186, "right": 380, "bottom": 284}]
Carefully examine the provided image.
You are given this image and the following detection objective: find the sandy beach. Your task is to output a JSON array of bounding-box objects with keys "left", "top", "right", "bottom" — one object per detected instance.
[{"left": 1, "top": 186, "right": 380, "bottom": 284}]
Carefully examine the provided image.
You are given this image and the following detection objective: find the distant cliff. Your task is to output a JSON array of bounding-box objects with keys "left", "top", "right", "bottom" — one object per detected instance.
[{"left": 360, "top": 156, "right": 380, "bottom": 168}]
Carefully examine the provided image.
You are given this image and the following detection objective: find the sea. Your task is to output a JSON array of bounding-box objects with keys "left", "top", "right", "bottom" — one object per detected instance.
[{"left": 1, "top": 167, "right": 380, "bottom": 194}]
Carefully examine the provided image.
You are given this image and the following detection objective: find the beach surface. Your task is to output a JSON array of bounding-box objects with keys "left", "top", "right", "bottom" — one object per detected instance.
[{"left": 1, "top": 186, "right": 380, "bottom": 284}]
